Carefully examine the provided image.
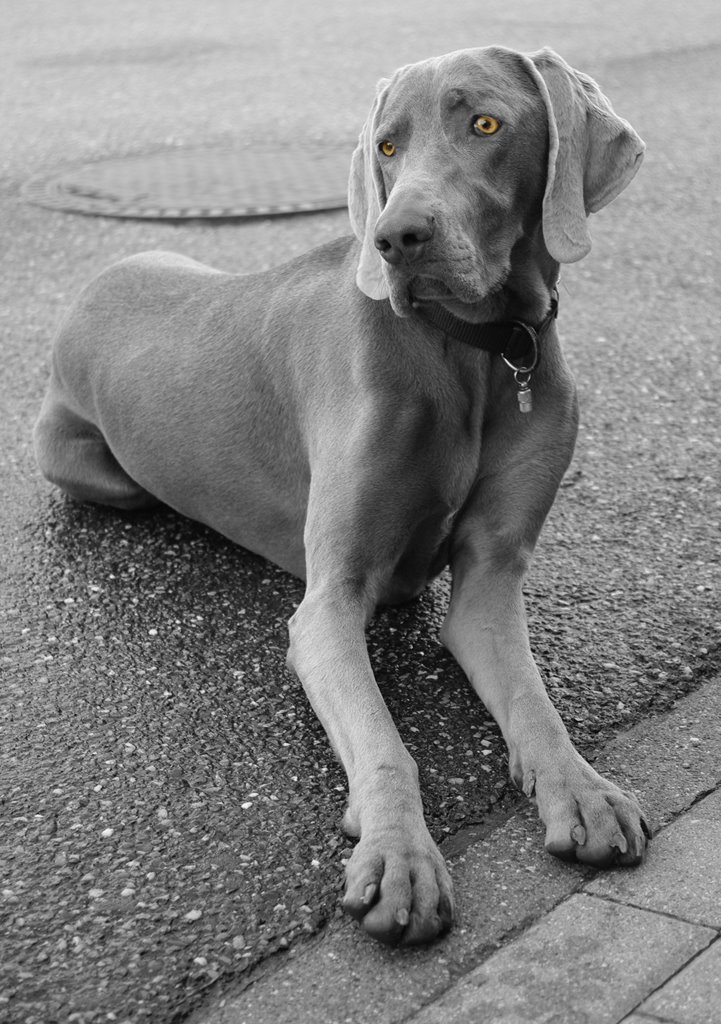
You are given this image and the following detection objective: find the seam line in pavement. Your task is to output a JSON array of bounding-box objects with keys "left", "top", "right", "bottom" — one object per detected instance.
[
  {"left": 393, "top": 889, "right": 592, "bottom": 1024},
  {"left": 402, "top": 889, "right": 719, "bottom": 1024},
  {"left": 399, "top": 885, "right": 592, "bottom": 1016},
  {"left": 190, "top": 678, "right": 721, "bottom": 1024},
  {"left": 583, "top": 889, "right": 721, "bottom": 933},
  {"left": 619, "top": 935, "right": 721, "bottom": 1024},
  {"left": 621, "top": 1014, "right": 676, "bottom": 1023},
  {"left": 679, "top": 782, "right": 720, "bottom": 812}
]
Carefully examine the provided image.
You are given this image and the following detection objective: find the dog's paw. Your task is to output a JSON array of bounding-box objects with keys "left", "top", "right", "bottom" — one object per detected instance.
[
  {"left": 341, "top": 825, "right": 454, "bottom": 945},
  {"left": 528, "top": 755, "right": 650, "bottom": 868}
]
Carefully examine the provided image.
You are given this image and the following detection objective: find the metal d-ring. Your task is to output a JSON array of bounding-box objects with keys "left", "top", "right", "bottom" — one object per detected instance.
[{"left": 501, "top": 322, "right": 539, "bottom": 375}]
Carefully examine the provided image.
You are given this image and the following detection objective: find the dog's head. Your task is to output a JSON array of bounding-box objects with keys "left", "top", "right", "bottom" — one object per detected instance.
[{"left": 348, "top": 47, "right": 644, "bottom": 317}]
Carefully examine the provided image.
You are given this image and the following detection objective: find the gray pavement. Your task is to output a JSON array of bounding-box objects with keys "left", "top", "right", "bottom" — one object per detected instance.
[
  {"left": 2, "top": 2, "right": 721, "bottom": 1023},
  {"left": 191, "top": 678, "right": 721, "bottom": 1024}
]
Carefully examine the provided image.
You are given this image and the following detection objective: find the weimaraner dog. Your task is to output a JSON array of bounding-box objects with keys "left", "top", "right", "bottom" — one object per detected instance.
[{"left": 35, "top": 46, "right": 649, "bottom": 946}]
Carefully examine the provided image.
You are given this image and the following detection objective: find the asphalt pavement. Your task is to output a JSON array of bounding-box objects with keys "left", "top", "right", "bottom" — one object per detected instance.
[
  {"left": 191, "top": 676, "right": 721, "bottom": 1024},
  {"left": 1, "top": 3, "right": 720, "bottom": 1023}
]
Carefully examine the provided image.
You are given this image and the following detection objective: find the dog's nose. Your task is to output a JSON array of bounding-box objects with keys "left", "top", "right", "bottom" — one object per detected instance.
[{"left": 374, "top": 211, "right": 435, "bottom": 265}]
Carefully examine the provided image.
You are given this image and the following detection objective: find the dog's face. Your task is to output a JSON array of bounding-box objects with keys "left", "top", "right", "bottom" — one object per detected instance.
[
  {"left": 349, "top": 46, "right": 645, "bottom": 317},
  {"left": 371, "top": 51, "right": 548, "bottom": 313}
]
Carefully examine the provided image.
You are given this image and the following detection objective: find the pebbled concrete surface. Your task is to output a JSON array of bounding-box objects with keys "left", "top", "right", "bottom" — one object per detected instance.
[
  {"left": 192, "top": 677, "right": 721, "bottom": 1024},
  {"left": 1, "top": 2, "right": 720, "bottom": 1023}
]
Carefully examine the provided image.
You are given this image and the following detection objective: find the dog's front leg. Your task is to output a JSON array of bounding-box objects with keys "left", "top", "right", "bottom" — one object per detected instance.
[
  {"left": 441, "top": 488, "right": 650, "bottom": 869},
  {"left": 287, "top": 483, "right": 453, "bottom": 946},
  {"left": 289, "top": 585, "right": 453, "bottom": 944}
]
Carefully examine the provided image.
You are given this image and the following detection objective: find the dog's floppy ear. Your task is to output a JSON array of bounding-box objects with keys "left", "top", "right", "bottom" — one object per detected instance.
[
  {"left": 348, "top": 78, "right": 391, "bottom": 300},
  {"left": 525, "top": 48, "right": 645, "bottom": 263}
]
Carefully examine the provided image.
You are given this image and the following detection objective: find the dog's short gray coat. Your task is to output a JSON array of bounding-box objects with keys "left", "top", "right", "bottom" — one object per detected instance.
[{"left": 35, "top": 47, "right": 649, "bottom": 945}]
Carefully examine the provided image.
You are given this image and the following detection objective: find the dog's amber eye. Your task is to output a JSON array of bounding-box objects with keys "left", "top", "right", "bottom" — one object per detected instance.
[
  {"left": 379, "top": 140, "right": 396, "bottom": 157},
  {"left": 472, "top": 115, "right": 501, "bottom": 136}
]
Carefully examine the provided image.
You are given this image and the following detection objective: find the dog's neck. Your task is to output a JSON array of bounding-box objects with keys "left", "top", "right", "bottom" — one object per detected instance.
[
  {"left": 410, "top": 284, "right": 558, "bottom": 360},
  {"left": 410, "top": 228, "right": 559, "bottom": 328},
  {"left": 412, "top": 228, "right": 558, "bottom": 336},
  {"left": 408, "top": 227, "right": 560, "bottom": 360}
]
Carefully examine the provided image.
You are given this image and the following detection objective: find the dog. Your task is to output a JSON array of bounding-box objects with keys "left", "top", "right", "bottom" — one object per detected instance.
[{"left": 34, "top": 46, "right": 649, "bottom": 946}]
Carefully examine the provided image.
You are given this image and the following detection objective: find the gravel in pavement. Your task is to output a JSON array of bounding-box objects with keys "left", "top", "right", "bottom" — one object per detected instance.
[{"left": 1, "top": 4, "right": 720, "bottom": 1023}]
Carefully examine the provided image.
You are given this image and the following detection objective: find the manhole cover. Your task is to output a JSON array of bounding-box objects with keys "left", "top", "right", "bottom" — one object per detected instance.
[{"left": 21, "top": 142, "right": 353, "bottom": 219}]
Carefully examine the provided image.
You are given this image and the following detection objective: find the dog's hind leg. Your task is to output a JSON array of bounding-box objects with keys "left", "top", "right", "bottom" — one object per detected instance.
[{"left": 34, "top": 394, "right": 157, "bottom": 510}]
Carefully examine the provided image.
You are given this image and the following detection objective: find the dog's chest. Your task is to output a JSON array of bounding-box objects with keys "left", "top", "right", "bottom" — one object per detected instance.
[
  {"left": 381, "top": 509, "right": 457, "bottom": 605},
  {"left": 380, "top": 447, "right": 479, "bottom": 605}
]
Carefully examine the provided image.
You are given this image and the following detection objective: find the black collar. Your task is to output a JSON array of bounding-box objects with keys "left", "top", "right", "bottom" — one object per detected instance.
[{"left": 410, "top": 288, "right": 559, "bottom": 367}]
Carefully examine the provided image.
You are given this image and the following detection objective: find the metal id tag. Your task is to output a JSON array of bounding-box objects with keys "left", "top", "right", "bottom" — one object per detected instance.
[{"left": 516, "top": 377, "right": 533, "bottom": 413}]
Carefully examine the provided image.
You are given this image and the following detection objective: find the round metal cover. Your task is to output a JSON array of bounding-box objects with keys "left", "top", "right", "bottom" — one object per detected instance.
[{"left": 21, "top": 142, "right": 353, "bottom": 219}]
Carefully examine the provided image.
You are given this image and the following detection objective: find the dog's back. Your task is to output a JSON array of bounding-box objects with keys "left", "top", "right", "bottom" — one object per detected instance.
[{"left": 34, "top": 244, "right": 354, "bottom": 572}]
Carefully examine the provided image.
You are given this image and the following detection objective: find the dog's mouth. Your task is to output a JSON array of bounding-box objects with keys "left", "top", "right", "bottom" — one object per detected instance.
[
  {"left": 408, "top": 276, "right": 456, "bottom": 301},
  {"left": 407, "top": 269, "right": 507, "bottom": 310},
  {"left": 386, "top": 261, "right": 510, "bottom": 319}
]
